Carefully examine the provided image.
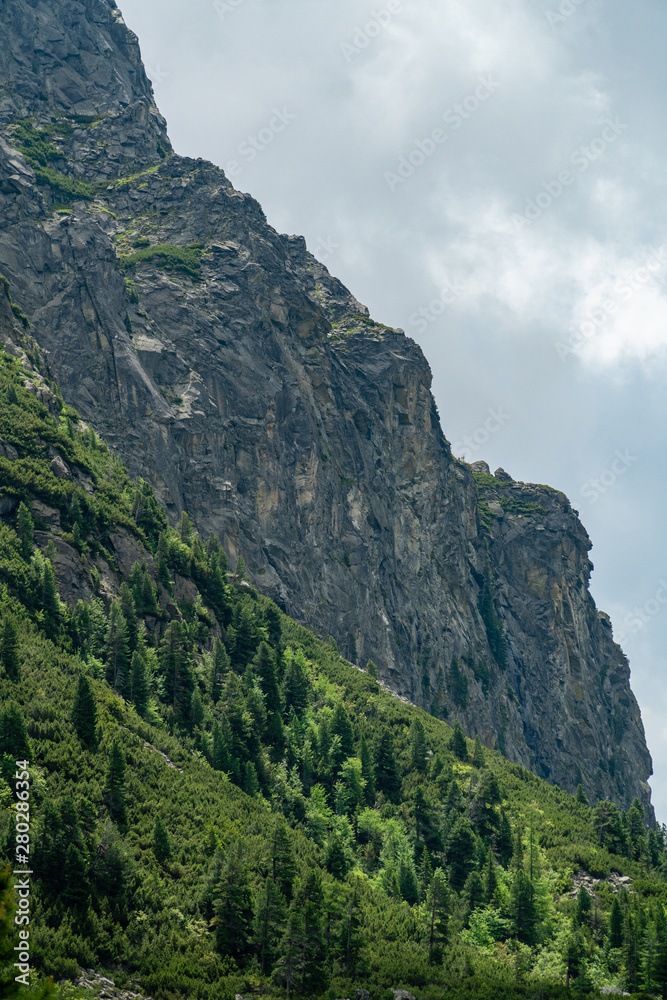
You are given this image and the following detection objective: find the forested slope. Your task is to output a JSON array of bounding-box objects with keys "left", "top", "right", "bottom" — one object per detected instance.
[{"left": 0, "top": 283, "right": 666, "bottom": 999}]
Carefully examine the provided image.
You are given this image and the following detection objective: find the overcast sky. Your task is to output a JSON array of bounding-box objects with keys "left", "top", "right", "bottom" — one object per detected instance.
[{"left": 118, "top": 0, "right": 667, "bottom": 823}]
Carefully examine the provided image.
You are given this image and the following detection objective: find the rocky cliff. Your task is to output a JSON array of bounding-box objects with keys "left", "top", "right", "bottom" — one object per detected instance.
[{"left": 0, "top": 0, "right": 653, "bottom": 811}]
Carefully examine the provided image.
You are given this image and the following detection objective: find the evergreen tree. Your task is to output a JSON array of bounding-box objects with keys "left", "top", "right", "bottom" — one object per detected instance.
[
  {"left": 105, "top": 600, "right": 130, "bottom": 695},
  {"left": 575, "top": 884, "right": 592, "bottom": 926},
  {"left": 190, "top": 688, "right": 204, "bottom": 737},
  {"left": 211, "top": 720, "right": 231, "bottom": 773},
  {"left": 228, "top": 602, "right": 262, "bottom": 668},
  {"left": 331, "top": 702, "right": 355, "bottom": 758},
  {"left": 243, "top": 761, "right": 260, "bottom": 797},
  {"left": 609, "top": 896, "right": 624, "bottom": 949},
  {"left": 213, "top": 842, "right": 253, "bottom": 964},
  {"left": 158, "top": 621, "right": 194, "bottom": 724},
  {"left": 210, "top": 637, "right": 229, "bottom": 704},
  {"left": 374, "top": 730, "right": 401, "bottom": 802},
  {"left": 472, "top": 734, "right": 486, "bottom": 768},
  {"left": 0, "top": 704, "right": 31, "bottom": 763},
  {"left": 253, "top": 876, "right": 287, "bottom": 974},
  {"left": 282, "top": 648, "right": 309, "bottom": 718},
  {"left": 472, "top": 770, "right": 502, "bottom": 839},
  {"left": 447, "top": 816, "right": 476, "bottom": 891},
  {"left": 278, "top": 900, "right": 307, "bottom": 996},
  {"left": 104, "top": 739, "right": 127, "bottom": 829},
  {"left": 575, "top": 782, "right": 589, "bottom": 806},
  {"left": 300, "top": 870, "right": 328, "bottom": 994},
  {"left": 496, "top": 809, "right": 513, "bottom": 867},
  {"left": 427, "top": 868, "right": 449, "bottom": 964},
  {"left": 410, "top": 717, "right": 427, "bottom": 773},
  {"left": 16, "top": 501, "right": 34, "bottom": 560},
  {"left": 119, "top": 582, "right": 138, "bottom": 655},
  {"left": 449, "top": 719, "right": 469, "bottom": 761},
  {"left": 359, "top": 735, "right": 376, "bottom": 805},
  {"left": 510, "top": 828, "right": 538, "bottom": 945},
  {"left": 0, "top": 616, "right": 20, "bottom": 682},
  {"left": 484, "top": 845, "right": 499, "bottom": 903},
  {"left": 177, "top": 510, "right": 193, "bottom": 543},
  {"left": 72, "top": 674, "right": 98, "bottom": 749},
  {"left": 464, "top": 870, "right": 485, "bottom": 914},
  {"left": 41, "top": 560, "right": 61, "bottom": 639},
  {"left": 130, "top": 649, "right": 149, "bottom": 716},
  {"left": 62, "top": 844, "right": 90, "bottom": 913},
  {"left": 153, "top": 815, "right": 172, "bottom": 864},
  {"left": 398, "top": 857, "right": 419, "bottom": 905},
  {"left": 326, "top": 835, "right": 349, "bottom": 881},
  {"left": 266, "top": 822, "right": 297, "bottom": 900},
  {"left": 418, "top": 846, "right": 433, "bottom": 901}
]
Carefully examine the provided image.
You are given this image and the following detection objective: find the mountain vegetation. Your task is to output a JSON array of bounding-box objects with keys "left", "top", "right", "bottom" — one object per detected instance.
[{"left": 0, "top": 345, "right": 666, "bottom": 1000}]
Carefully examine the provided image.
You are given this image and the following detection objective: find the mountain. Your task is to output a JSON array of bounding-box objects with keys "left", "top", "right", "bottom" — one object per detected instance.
[
  {"left": 0, "top": 305, "right": 665, "bottom": 999},
  {"left": 0, "top": 0, "right": 653, "bottom": 814}
]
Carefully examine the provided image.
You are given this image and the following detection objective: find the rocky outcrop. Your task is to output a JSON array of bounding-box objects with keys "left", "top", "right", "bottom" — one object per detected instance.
[{"left": 0, "top": 0, "right": 653, "bottom": 811}]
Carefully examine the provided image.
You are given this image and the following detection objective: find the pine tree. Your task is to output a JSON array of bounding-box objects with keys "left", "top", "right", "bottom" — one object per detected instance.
[
  {"left": 130, "top": 649, "right": 149, "bottom": 716},
  {"left": 484, "top": 845, "right": 499, "bottom": 903},
  {"left": 609, "top": 895, "right": 624, "bottom": 949},
  {"left": 16, "top": 501, "right": 34, "bottom": 560},
  {"left": 153, "top": 815, "right": 172, "bottom": 864},
  {"left": 427, "top": 868, "right": 450, "bottom": 964},
  {"left": 472, "top": 734, "right": 486, "bottom": 768},
  {"left": 398, "top": 857, "right": 419, "bottom": 905},
  {"left": 331, "top": 702, "right": 355, "bottom": 758},
  {"left": 0, "top": 616, "right": 20, "bottom": 682},
  {"left": 278, "top": 900, "right": 307, "bottom": 996},
  {"left": 213, "top": 843, "right": 253, "bottom": 964},
  {"left": 159, "top": 621, "right": 194, "bottom": 724},
  {"left": 464, "top": 870, "right": 485, "bottom": 914},
  {"left": 575, "top": 884, "right": 592, "bottom": 926},
  {"left": 447, "top": 816, "right": 476, "bottom": 891},
  {"left": 243, "top": 761, "right": 260, "bottom": 796},
  {"left": 210, "top": 637, "right": 229, "bottom": 703},
  {"left": 267, "top": 822, "right": 297, "bottom": 900},
  {"left": 105, "top": 739, "right": 127, "bottom": 830},
  {"left": 105, "top": 600, "right": 130, "bottom": 695},
  {"left": 62, "top": 844, "right": 90, "bottom": 913},
  {"left": 41, "top": 560, "right": 61, "bottom": 639},
  {"left": 510, "top": 828, "right": 538, "bottom": 945},
  {"left": 359, "top": 735, "right": 376, "bottom": 805},
  {"left": 496, "top": 809, "right": 513, "bottom": 867},
  {"left": 0, "top": 704, "right": 31, "bottom": 762},
  {"left": 72, "top": 674, "right": 98, "bottom": 749},
  {"left": 449, "top": 719, "right": 468, "bottom": 762},
  {"left": 410, "top": 717, "right": 427, "bottom": 773},
  {"left": 575, "top": 783, "right": 589, "bottom": 806},
  {"left": 374, "top": 729, "right": 401, "bottom": 802},
  {"left": 282, "top": 648, "right": 309, "bottom": 717},
  {"left": 119, "top": 582, "right": 138, "bottom": 655},
  {"left": 177, "top": 510, "right": 193, "bottom": 543},
  {"left": 253, "top": 876, "right": 287, "bottom": 974},
  {"left": 418, "top": 846, "right": 433, "bottom": 901},
  {"left": 190, "top": 687, "right": 204, "bottom": 737}
]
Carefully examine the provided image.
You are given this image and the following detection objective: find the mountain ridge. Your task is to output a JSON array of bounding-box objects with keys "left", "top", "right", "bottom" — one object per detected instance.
[{"left": 0, "top": 0, "right": 653, "bottom": 814}]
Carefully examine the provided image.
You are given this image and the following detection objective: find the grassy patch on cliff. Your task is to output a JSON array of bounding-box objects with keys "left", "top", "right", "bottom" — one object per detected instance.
[{"left": 119, "top": 243, "right": 205, "bottom": 281}]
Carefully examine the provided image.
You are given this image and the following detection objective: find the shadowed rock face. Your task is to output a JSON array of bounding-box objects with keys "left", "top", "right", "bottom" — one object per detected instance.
[{"left": 0, "top": 0, "right": 653, "bottom": 812}]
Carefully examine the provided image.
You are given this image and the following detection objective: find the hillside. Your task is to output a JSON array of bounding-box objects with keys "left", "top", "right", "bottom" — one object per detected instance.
[
  {"left": 0, "top": 279, "right": 666, "bottom": 999},
  {"left": 0, "top": 0, "right": 653, "bottom": 811}
]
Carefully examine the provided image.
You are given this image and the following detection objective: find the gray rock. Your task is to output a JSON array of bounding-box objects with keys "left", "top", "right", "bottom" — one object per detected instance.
[
  {"left": 0, "top": 0, "right": 653, "bottom": 814},
  {"left": 470, "top": 460, "right": 491, "bottom": 475},
  {"left": 494, "top": 467, "right": 513, "bottom": 481}
]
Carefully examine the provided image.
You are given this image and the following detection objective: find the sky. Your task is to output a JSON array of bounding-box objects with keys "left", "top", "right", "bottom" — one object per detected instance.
[{"left": 118, "top": 0, "right": 667, "bottom": 823}]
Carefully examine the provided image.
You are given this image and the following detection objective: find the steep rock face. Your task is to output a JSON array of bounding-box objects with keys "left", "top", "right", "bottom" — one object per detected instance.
[{"left": 0, "top": 0, "right": 653, "bottom": 811}]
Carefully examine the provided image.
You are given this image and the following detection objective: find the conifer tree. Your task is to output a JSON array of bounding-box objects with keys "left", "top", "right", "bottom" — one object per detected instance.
[
  {"left": 282, "top": 648, "right": 309, "bottom": 718},
  {"left": 253, "top": 876, "right": 287, "bottom": 974},
  {"left": 267, "top": 822, "right": 297, "bottom": 900},
  {"left": 575, "top": 885, "right": 592, "bottom": 926},
  {"left": 210, "top": 637, "right": 229, "bottom": 703},
  {"left": 213, "top": 843, "right": 253, "bottom": 964},
  {"left": 0, "top": 704, "right": 31, "bottom": 763},
  {"left": 119, "top": 582, "right": 138, "bottom": 655},
  {"left": 62, "top": 844, "right": 90, "bottom": 913},
  {"left": 359, "top": 735, "right": 376, "bottom": 805},
  {"left": 472, "top": 734, "right": 486, "bottom": 768},
  {"left": 374, "top": 729, "right": 401, "bottom": 802},
  {"left": 153, "top": 815, "right": 172, "bottom": 864},
  {"left": 130, "top": 649, "right": 149, "bottom": 716},
  {"left": 496, "top": 809, "right": 513, "bottom": 867},
  {"left": 105, "top": 739, "right": 127, "bottom": 830},
  {"left": 418, "top": 846, "right": 433, "bottom": 901},
  {"left": 449, "top": 719, "right": 469, "bottom": 762},
  {"left": 575, "top": 782, "right": 589, "bottom": 806},
  {"left": 105, "top": 600, "right": 130, "bottom": 694},
  {"left": 243, "top": 761, "right": 260, "bottom": 797},
  {"left": 427, "top": 868, "right": 450, "bottom": 964},
  {"left": 16, "top": 501, "right": 33, "bottom": 560},
  {"left": 72, "top": 674, "right": 98, "bottom": 749},
  {"left": 0, "top": 616, "right": 20, "bottom": 682},
  {"left": 484, "top": 845, "right": 499, "bottom": 903},
  {"left": 331, "top": 702, "right": 355, "bottom": 758},
  {"left": 398, "top": 857, "right": 419, "bottom": 905},
  {"left": 190, "top": 688, "right": 205, "bottom": 737},
  {"left": 510, "top": 828, "right": 538, "bottom": 945},
  {"left": 410, "top": 717, "right": 427, "bottom": 773},
  {"left": 159, "top": 620, "right": 194, "bottom": 724},
  {"left": 609, "top": 896, "right": 624, "bottom": 949},
  {"left": 447, "top": 816, "right": 476, "bottom": 891},
  {"left": 41, "top": 560, "right": 61, "bottom": 639}
]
